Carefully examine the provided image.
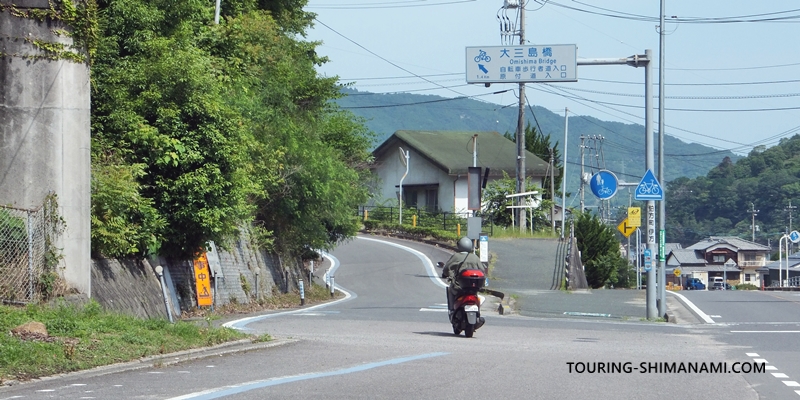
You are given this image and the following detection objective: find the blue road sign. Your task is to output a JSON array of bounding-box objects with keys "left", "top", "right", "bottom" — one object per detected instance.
[
  {"left": 590, "top": 170, "right": 618, "bottom": 200},
  {"left": 643, "top": 248, "right": 652, "bottom": 272},
  {"left": 791, "top": 230, "right": 800, "bottom": 244},
  {"left": 634, "top": 169, "right": 663, "bottom": 201}
]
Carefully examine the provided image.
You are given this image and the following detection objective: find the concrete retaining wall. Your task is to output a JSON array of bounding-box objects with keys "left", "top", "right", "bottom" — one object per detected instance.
[{"left": 91, "top": 229, "right": 305, "bottom": 318}]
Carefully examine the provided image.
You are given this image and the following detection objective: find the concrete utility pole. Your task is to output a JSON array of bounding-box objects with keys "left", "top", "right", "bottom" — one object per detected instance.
[
  {"left": 561, "top": 108, "right": 569, "bottom": 239},
  {"left": 643, "top": 49, "right": 656, "bottom": 320},
  {"left": 787, "top": 200, "right": 796, "bottom": 253},
  {"left": 748, "top": 202, "right": 759, "bottom": 242},
  {"left": 515, "top": 3, "right": 527, "bottom": 233},
  {"left": 579, "top": 135, "right": 585, "bottom": 213},
  {"left": 657, "top": 0, "right": 667, "bottom": 318},
  {"left": 550, "top": 147, "right": 556, "bottom": 233}
]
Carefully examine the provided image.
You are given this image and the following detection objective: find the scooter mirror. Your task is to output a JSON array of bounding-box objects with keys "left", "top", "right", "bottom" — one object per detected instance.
[{"left": 436, "top": 262, "right": 444, "bottom": 268}]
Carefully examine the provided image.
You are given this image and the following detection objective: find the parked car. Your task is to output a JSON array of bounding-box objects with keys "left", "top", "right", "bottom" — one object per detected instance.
[
  {"left": 685, "top": 278, "right": 706, "bottom": 290},
  {"left": 710, "top": 282, "right": 725, "bottom": 290}
]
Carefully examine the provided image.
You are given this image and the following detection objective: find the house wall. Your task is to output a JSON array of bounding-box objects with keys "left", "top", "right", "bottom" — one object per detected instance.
[{"left": 375, "top": 147, "right": 449, "bottom": 208}]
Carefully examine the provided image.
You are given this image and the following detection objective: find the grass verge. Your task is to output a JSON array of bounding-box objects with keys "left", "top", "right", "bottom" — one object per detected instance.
[
  {"left": 0, "top": 300, "right": 250, "bottom": 383},
  {"left": 0, "top": 282, "right": 344, "bottom": 383}
]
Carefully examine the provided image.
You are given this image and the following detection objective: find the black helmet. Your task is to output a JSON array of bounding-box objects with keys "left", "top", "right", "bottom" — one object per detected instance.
[{"left": 457, "top": 237, "right": 473, "bottom": 252}]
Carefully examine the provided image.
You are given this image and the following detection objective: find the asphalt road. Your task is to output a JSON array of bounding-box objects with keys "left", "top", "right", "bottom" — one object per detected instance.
[{"left": 1, "top": 235, "right": 789, "bottom": 399}]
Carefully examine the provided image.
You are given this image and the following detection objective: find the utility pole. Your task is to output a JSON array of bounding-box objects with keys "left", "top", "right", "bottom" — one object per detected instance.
[
  {"left": 656, "top": 0, "right": 667, "bottom": 318},
  {"left": 749, "top": 202, "right": 759, "bottom": 242},
  {"left": 514, "top": 2, "right": 527, "bottom": 233},
  {"left": 786, "top": 200, "right": 795, "bottom": 253},
  {"left": 579, "top": 135, "right": 585, "bottom": 213},
  {"left": 560, "top": 108, "right": 569, "bottom": 239},
  {"left": 550, "top": 147, "right": 555, "bottom": 233}
]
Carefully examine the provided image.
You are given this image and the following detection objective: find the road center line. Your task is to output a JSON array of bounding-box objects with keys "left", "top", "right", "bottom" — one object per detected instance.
[{"left": 166, "top": 352, "right": 449, "bottom": 400}]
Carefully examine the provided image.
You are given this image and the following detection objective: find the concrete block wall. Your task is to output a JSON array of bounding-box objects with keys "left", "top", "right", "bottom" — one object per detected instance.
[
  {"left": 90, "top": 258, "right": 167, "bottom": 319},
  {"left": 90, "top": 235, "right": 306, "bottom": 318}
]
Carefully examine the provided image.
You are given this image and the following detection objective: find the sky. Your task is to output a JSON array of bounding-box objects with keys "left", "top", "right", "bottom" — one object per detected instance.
[{"left": 304, "top": 0, "right": 800, "bottom": 155}]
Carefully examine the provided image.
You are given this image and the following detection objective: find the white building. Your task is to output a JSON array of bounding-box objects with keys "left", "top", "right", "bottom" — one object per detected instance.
[{"left": 370, "top": 130, "right": 553, "bottom": 214}]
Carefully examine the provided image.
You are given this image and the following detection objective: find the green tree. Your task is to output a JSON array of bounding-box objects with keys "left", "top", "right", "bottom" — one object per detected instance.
[
  {"left": 90, "top": 0, "right": 374, "bottom": 260},
  {"left": 504, "top": 123, "right": 563, "bottom": 202},
  {"left": 575, "top": 212, "right": 619, "bottom": 288},
  {"left": 480, "top": 172, "right": 549, "bottom": 230}
]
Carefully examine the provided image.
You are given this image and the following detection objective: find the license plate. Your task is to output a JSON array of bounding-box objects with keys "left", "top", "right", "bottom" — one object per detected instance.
[{"left": 464, "top": 305, "right": 479, "bottom": 312}]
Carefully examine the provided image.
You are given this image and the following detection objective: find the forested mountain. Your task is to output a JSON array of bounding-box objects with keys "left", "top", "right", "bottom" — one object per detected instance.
[
  {"left": 335, "top": 88, "right": 739, "bottom": 209},
  {"left": 667, "top": 137, "right": 800, "bottom": 247}
]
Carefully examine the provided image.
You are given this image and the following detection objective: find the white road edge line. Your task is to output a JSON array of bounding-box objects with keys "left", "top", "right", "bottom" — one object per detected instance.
[
  {"left": 222, "top": 253, "right": 353, "bottom": 330},
  {"left": 666, "top": 290, "right": 716, "bottom": 324},
  {"left": 356, "top": 236, "right": 447, "bottom": 289},
  {"left": 746, "top": 353, "right": 760, "bottom": 357},
  {"left": 357, "top": 236, "right": 486, "bottom": 305}
]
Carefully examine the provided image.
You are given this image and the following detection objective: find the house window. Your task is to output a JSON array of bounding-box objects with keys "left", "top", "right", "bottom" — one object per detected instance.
[
  {"left": 425, "top": 189, "right": 438, "bottom": 212},
  {"left": 404, "top": 190, "right": 418, "bottom": 207},
  {"left": 743, "top": 253, "right": 756, "bottom": 262},
  {"left": 712, "top": 255, "right": 725, "bottom": 263},
  {"left": 745, "top": 274, "right": 751, "bottom": 282}
]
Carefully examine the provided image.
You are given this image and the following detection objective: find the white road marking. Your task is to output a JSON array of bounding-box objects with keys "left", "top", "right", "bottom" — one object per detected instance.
[
  {"left": 746, "top": 353, "right": 760, "bottom": 357},
  {"left": 709, "top": 315, "right": 722, "bottom": 318},
  {"left": 754, "top": 359, "right": 769, "bottom": 363},
  {"left": 667, "top": 291, "right": 715, "bottom": 323},
  {"left": 774, "top": 373, "right": 790, "bottom": 378},
  {"left": 71, "top": 384, "right": 87, "bottom": 386},
  {"left": 767, "top": 366, "right": 778, "bottom": 371},
  {"left": 784, "top": 381, "right": 800, "bottom": 387},
  {"left": 795, "top": 390, "right": 800, "bottom": 396},
  {"left": 731, "top": 331, "right": 800, "bottom": 333},
  {"left": 419, "top": 308, "right": 447, "bottom": 312}
]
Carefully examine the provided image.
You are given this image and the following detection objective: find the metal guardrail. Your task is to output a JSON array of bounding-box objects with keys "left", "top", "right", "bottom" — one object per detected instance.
[{"left": 0, "top": 203, "right": 48, "bottom": 304}]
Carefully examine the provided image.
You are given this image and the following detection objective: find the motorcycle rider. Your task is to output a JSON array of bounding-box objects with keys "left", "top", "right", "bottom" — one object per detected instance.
[{"left": 441, "top": 237, "right": 486, "bottom": 327}]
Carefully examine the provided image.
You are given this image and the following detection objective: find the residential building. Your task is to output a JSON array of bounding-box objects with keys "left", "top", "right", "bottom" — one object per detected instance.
[
  {"left": 665, "top": 236, "right": 770, "bottom": 288},
  {"left": 370, "top": 130, "right": 553, "bottom": 215}
]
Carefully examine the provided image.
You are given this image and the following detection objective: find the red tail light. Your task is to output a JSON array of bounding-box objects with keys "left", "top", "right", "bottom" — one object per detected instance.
[
  {"left": 457, "top": 294, "right": 479, "bottom": 305},
  {"left": 460, "top": 269, "right": 485, "bottom": 278}
]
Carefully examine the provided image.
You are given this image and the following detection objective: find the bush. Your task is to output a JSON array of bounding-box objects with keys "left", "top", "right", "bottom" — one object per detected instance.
[{"left": 735, "top": 283, "right": 759, "bottom": 290}]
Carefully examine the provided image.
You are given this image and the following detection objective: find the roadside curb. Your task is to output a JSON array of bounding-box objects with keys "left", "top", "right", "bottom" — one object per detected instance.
[{"left": 0, "top": 338, "right": 298, "bottom": 389}]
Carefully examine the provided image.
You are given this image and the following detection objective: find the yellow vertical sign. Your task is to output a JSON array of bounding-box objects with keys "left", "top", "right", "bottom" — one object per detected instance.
[
  {"left": 628, "top": 207, "right": 642, "bottom": 227},
  {"left": 193, "top": 252, "right": 213, "bottom": 306}
]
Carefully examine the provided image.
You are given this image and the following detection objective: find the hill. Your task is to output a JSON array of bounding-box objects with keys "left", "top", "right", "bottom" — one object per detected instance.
[{"left": 336, "top": 88, "right": 740, "bottom": 208}]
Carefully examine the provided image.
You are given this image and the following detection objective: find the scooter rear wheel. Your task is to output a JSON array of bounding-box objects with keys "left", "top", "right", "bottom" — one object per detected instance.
[
  {"left": 453, "top": 324, "right": 462, "bottom": 335},
  {"left": 464, "top": 324, "right": 474, "bottom": 338}
]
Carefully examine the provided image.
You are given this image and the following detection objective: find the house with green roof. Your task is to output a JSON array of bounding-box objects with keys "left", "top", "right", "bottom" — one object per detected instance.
[{"left": 371, "top": 130, "right": 553, "bottom": 215}]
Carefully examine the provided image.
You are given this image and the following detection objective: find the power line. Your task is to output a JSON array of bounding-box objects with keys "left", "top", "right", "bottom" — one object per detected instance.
[{"left": 308, "top": 0, "right": 477, "bottom": 9}]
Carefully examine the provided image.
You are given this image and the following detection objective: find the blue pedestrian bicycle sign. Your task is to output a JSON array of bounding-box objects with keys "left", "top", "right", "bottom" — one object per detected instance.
[
  {"left": 590, "top": 170, "right": 618, "bottom": 200},
  {"left": 634, "top": 169, "right": 663, "bottom": 201}
]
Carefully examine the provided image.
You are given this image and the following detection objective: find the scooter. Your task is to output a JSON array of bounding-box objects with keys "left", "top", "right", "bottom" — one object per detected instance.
[{"left": 438, "top": 262, "right": 485, "bottom": 338}]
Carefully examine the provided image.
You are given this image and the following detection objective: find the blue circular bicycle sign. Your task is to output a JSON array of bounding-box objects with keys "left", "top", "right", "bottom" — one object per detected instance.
[{"left": 590, "top": 170, "right": 618, "bottom": 200}]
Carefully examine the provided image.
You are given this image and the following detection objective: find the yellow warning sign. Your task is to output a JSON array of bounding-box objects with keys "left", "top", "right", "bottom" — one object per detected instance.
[
  {"left": 193, "top": 252, "right": 213, "bottom": 306},
  {"left": 617, "top": 218, "right": 636, "bottom": 238},
  {"left": 673, "top": 268, "right": 682, "bottom": 277},
  {"left": 628, "top": 207, "right": 642, "bottom": 227}
]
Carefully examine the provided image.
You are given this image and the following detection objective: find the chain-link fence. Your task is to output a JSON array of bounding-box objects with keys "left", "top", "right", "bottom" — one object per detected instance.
[{"left": 0, "top": 203, "right": 47, "bottom": 304}]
